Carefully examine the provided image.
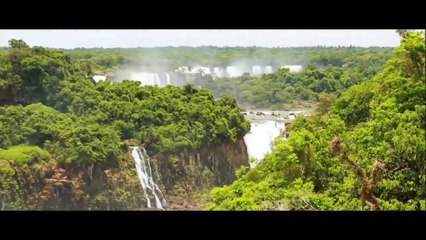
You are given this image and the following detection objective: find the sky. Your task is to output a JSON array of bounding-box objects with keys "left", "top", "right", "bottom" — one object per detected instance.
[{"left": 0, "top": 30, "right": 402, "bottom": 49}]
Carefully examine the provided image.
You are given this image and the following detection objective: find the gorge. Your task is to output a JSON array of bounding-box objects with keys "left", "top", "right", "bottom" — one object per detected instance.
[{"left": 1, "top": 31, "right": 424, "bottom": 211}]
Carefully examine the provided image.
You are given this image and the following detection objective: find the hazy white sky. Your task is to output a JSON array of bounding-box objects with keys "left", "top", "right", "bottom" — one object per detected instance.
[{"left": 0, "top": 30, "right": 402, "bottom": 49}]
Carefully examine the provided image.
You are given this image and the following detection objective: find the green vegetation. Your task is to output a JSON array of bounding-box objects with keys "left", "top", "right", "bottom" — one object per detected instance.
[
  {"left": 206, "top": 31, "right": 425, "bottom": 210},
  {"left": 0, "top": 40, "right": 249, "bottom": 157},
  {"left": 0, "top": 39, "right": 250, "bottom": 209},
  {"left": 62, "top": 46, "right": 392, "bottom": 74},
  {"left": 0, "top": 145, "right": 49, "bottom": 165},
  {"left": 59, "top": 45, "right": 393, "bottom": 109},
  {"left": 0, "top": 31, "right": 423, "bottom": 210},
  {"left": 206, "top": 48, "right": 393, "bottom": 109}
]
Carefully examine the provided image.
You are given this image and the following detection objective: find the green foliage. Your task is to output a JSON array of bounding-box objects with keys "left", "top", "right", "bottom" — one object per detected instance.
[
  {"left": 53, "top": 45, "right": 394, "bottom": 109},
  {"left": 0, "top": 35, "right": 422, "bottom": 210},
  {"left": 0, "top": 40, "right": 78, "bottom": 106},
  {"left": 0, "top": 39, "right": 250, "bottom": 166},
  {"left": 45, "top": 123, "right": 121, "bottom": 165},
  {"left": 0, "top": 160, "right": 15, "bottom": 175},
  {"left": 204, "top": 49, "right": 392, "bottom": 109},
  {"left": 316, "top": 93, "right": 336, "bottom": 115},
  {"left": 0, "top": 145, "right": 49, "bottom": 165},
  {"left": 206, "top": 31, "right": 426, "bottom": 210},
  {"left": 394, "top": 31, "right": 425, "bottom": 81},
  {"left": 63, "top": 46, "right": 393, "bottom": 75}
]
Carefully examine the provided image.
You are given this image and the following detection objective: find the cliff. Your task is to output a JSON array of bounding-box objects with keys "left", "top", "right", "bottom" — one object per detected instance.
[
  {"left": 156, "top": 138, "right": 249, "bottom": 209},
  {"left": 0, "top": 138, "right": 248, "bottom": 210}
]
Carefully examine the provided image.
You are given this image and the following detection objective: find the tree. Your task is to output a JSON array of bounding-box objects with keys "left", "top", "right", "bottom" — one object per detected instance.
[
  {"left": 394, "top": 31, "right": 425, "bottom": 82},
  {"left": 8, "top": 39, "right": 29, "bottom": 49},
  {"left": 330, "top": 137, "right": 385, "bottom": 210}
]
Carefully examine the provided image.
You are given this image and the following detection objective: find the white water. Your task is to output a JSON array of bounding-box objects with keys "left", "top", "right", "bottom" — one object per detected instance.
[
  {"left": 226, "top": 66, "right": 243, "bottom": 78},
  {"left": 93, "top": 75, "right": 107, "bottom": 82},
  {"left": 175, "top": 66, "right": 211, "bottom": 75},
  {"left": 129, "top": 72, "right": 165, "bottom": 86},
  {"left": 252, "top": 65, "right": 263, "bottom": 75},
  {"left": 264, "top": 66, "right": 274, "bottom": 74},
  {"left": 110, "top": 65, "right": 303, "bottom": 85},
  {"left": 194, "top": 66, "right": 211, "bottom": 75},
  {"left": 244, "top": 119, "right": 285, "bottom": 168},
  {"left": 213, "top": 67, "right": 225, "bottom": 78},
  {"left": 130, "top": 73, "right": 156, "bottom": 86},
  {"left": 280, "top": 65, "right": 303, "bottom": 73},
  {"left": 154, "top": 74, "right": 161, "bottom": 86},
  {"left": 131, "top": 147, "right": 166, "bottom": 209},
  {"left": 165, "top": 73, "right": 171, "bottom": 85}
]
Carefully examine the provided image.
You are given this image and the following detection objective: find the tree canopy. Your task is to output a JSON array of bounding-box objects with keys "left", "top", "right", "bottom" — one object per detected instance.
[{"left": 206, "top": 31, "right": 425, "bottom": 210}]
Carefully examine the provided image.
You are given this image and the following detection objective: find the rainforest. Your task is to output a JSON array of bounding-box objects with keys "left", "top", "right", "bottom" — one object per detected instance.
[{"left": 0, "top": 30, "right": 424, "bottom": 210}]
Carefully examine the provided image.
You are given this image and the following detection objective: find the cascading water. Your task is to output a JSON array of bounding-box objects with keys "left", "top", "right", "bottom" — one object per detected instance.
[
  {"left": 226, "top": 66, "right": 242, "bottom": 78},
  {"left": 244, "top": 120, "right": 285, "bottom": 168},
  {"left": 129, "top": 72, "right": 154, "bottom": 86},
  {"left": 264, "top": 66, "right": 274, "bottom": 74},
  {"left": 153, "top": 74, "right": 161, "bottom": 86},
  {"left": 252, "top": 65, "right": 263, "bottom": 75},
  {"left": 165, "top": 73, "right": 171, "bottom": 85},
  {"left": 131, "top": 147, "right": 166, "bottom": 209},
  {"left": 213, "top": 67, "right": 224, "bottom": 78}
]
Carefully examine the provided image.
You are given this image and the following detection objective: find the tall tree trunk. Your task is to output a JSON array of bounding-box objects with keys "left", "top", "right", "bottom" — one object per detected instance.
[{"left": 330, "top": 137, "right": 385, "bottom": 211}]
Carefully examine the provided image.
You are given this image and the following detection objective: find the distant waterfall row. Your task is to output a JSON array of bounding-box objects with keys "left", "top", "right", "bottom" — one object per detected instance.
[
  {"left": 131, "top": 147, "right": 166, "bottom": 209},
  {"left": 128, "top": 73, "right": 172, "bottom": 87},
  {"left": 93, "top": 64, "right": 303, "bottom": 85},
  {"left": 175, "top": 65, "right": 301, "bottom": 78}
]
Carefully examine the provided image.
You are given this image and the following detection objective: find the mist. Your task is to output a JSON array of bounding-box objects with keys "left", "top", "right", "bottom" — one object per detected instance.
[{"left": 96, "top": 58, "right": 305, "bottom": 87}]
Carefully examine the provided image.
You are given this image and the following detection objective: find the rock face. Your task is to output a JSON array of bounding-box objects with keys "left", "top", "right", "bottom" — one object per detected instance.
[
  {"left": 1, "top": 156, "right": 147, "bottom": 210},
  {"left": 155, "top": 138, "right": 248, "bottom": 209},
  {"left": 0, "top": 138, "right": 249, "bottom": 210}
]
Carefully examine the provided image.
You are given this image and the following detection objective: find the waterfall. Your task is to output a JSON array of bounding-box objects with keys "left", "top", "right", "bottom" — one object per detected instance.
[
  {"left": 129, "top": 72, "right": 154, "bottom": 86},
  {"left": 244, "top": 120, "right": 285, "bottom": 168},
  {"left": 213, "top": 67, "right": 224, "bottom": 78},
  {"left": 264, "top": 66, "right": 274, "bottom": 74},
  {"left": 252, "top": 65, "right": 263, "bottom": 75},
  {"left": 131, "top": 147, "right": 166, "bottom": 209},
  {"left": 165, "top": 73, "right": 171, "bottom": 85},
  {"left": 149, "top": 74, "right": 156, "bottom": 86},
  {"left": 153, "top": 74, "right": 161, "bottom": 86},
  {"left": 226, "top": 66, "right": 242, "bottom": 78},
  {"left": 1, "top": 199, "right": 5, "bottom": 211}
]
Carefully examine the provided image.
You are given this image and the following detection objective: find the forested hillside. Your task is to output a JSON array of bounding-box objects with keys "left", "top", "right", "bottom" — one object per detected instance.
[
  {"left": 0, "top": 31, "right": 423, "bottom": 211},
  {"left": 60, "top": 46, "right": 394, "bottom": 109},
  {"left": 0, "top": 39, "right": 249, "bottom": 209},
  {"left": 62, "top": 46, "right": 392, "bottom": 73},
  {"left": 206, "top": 31, "right": 425, "bottom": 210}
]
